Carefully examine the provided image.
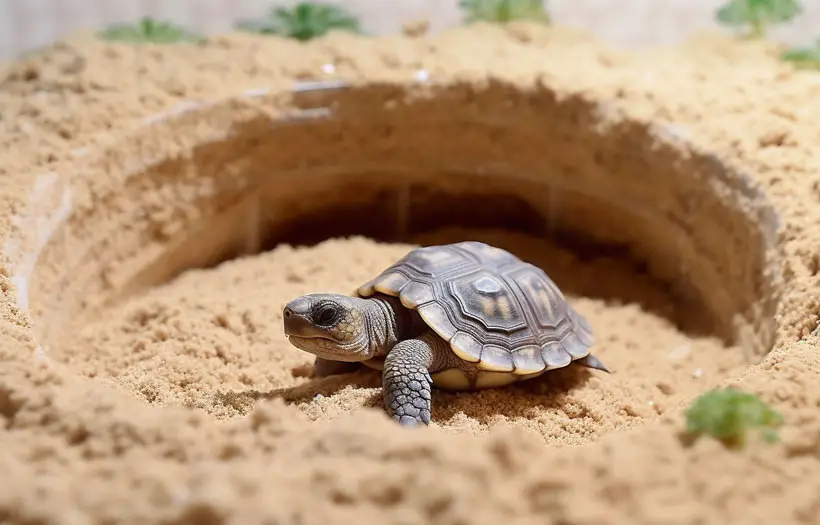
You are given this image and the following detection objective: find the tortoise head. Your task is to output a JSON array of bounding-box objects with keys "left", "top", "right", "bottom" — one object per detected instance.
[{"left": 282, "top": 293, "right": 374, "bottom": 361}]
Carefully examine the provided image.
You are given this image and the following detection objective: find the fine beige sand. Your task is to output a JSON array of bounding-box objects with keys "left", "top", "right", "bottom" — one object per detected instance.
[{"left": 2, "top": 22, "right": 820, "bottom": 524}]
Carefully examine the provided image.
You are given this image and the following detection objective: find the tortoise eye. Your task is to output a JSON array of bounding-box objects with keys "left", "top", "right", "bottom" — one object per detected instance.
[{"left": 313, "top": 304, "right": 340, "bottom": 326}]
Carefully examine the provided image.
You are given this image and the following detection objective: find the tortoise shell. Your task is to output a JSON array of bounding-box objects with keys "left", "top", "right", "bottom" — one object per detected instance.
[{"left": 356, "top": 241, "right": 595, "bottom": 375}]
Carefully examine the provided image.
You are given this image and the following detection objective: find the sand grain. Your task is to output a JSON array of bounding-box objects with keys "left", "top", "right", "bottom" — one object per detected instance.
[{"left": 2, "top": 22, "right": 820, "bottom": 525}]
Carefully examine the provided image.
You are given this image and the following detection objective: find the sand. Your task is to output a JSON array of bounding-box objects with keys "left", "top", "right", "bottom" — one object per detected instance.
[{"left": 2, "top": 22, "right": 820, "bottom": 525}]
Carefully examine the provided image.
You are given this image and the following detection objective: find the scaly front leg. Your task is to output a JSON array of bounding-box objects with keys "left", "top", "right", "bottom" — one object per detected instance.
[{"left": 382, "top": 331, "right": 448, "bottom": 427}]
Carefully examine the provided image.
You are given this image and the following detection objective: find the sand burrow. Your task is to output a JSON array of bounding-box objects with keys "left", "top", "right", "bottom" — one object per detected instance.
[{"left": 17, "top": 78, "right": 780, "bottom": 438}]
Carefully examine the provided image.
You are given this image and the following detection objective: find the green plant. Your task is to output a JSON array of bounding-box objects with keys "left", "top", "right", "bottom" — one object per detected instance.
[
  {"left": 780, "top": 39, "right": 820, "bottom": 69},
  {"left": 98, "top": 17, "right": 203, "bottom": 44},
  {"left": 684, "top": 387, "right": 784, "bottom": 450},
  {"left": 715, "top": 0, "right": 802, "bottom": 39},
  {"left": 459, "top": 0, "right": 551, "bottom": 24},
  {"left": 235, "top": 2, "right": 361, "bottom": 41}
]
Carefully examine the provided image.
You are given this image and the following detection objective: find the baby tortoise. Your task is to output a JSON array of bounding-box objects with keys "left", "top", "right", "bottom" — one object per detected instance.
[{"left": 283, "top": 241, "right": 610, "bottom": 427}]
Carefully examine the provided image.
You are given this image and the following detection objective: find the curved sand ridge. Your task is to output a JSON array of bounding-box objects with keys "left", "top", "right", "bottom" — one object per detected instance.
[{"left": 2, "top": 23, "right": 820, "bottom": 524}]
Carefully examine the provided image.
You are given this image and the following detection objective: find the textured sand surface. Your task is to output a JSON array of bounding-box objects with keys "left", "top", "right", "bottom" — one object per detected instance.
[
  {"left": 2, "top": 22, "right": 820, "bottom": 525},
  {"left": 57, "top": 232, "right": 744, "bottom": 437}
]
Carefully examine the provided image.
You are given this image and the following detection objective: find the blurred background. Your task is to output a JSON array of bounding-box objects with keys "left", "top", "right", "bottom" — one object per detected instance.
[{"left": 1, "top": 0, "right": 818, "bottom": 60}]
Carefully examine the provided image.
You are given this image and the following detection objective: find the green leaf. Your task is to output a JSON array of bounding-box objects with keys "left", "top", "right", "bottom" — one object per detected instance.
[
  {"left": 715, "top": 0, "right": 802, "bottom": 32},
  {"left": 684, "top": 387, "right": 784, "bottom": 450},
  {"left": 235, "top": 2, "right": 362, "bottom": 41},
  {"left": 459, "top": 0, "right": 551, "bottom": 25},
  {"left": 98, "top": 17, "right": 204, "bottom": 44},
  {"left": 780, "top": 39, "right": 820, "bottom": 69},
  {"left": 716, "top": 1, "right": 750, "bottom": 24}
]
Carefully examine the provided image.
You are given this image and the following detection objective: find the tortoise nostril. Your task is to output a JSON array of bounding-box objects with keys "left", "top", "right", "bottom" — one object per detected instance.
[{"left": 283, "top": 308, "right": 292, "bottom": 318}]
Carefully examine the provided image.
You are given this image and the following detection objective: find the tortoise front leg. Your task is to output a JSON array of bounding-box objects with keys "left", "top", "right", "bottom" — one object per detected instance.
[
  {"left": 382, "top": 332, "right": 449, "bottom": 427},
  {"left": 313, "top": 357, "right": 361, "bottom": 377}
]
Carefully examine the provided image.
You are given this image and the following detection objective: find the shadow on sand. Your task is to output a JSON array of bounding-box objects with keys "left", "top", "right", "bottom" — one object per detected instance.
[{"left": 213, "top": 360, "right": 600, "bottom": 425}]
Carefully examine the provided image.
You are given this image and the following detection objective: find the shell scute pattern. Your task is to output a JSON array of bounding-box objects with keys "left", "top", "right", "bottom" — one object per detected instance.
[
  {"left": 506, "top": 264, "right": 570, "bottom": 332},
  {"left": 356, "top": 241, "right": 594, "bottom": 375},
  {"left": 448, "top": 271, "right": 528, "bottom": 332}
]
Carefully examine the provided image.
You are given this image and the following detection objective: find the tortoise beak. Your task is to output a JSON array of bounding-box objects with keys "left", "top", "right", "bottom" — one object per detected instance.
[{"left": 282, "top": 297, "right": 316, "bottom": 337}]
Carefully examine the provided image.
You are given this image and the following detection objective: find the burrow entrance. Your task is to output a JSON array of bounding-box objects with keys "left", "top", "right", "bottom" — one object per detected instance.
[{"left": 19, "top": 81, "right": 780, "bottom": 443}]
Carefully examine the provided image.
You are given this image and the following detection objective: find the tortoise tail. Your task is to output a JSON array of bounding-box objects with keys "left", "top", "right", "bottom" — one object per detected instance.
[{"left": 577, "top": 354, "right": 611, "bottom": 373}]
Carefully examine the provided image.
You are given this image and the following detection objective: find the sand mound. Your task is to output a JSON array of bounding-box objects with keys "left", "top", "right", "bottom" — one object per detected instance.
[
  {"left": 2, "top": 22, "right": 820, "bottom": 524},
  {"left": 56, "top": 232, "right": 744, "bottom": 439}
]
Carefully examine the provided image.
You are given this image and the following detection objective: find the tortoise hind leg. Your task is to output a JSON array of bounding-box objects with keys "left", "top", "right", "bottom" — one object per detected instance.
[
  {"left": 382, "top": 332, "right": 449, "bottom": 427},
  {"left": 313, "top": 357, "right": 361, "bottom": 377},
  {"left": 577, "top": 354, "right": 611, "bottom": 373}
]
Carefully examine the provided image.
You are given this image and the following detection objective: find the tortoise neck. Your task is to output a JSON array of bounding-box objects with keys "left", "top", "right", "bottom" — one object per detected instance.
[{"left": 362, "top": 296, "right": 426, "bottom": 356}]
